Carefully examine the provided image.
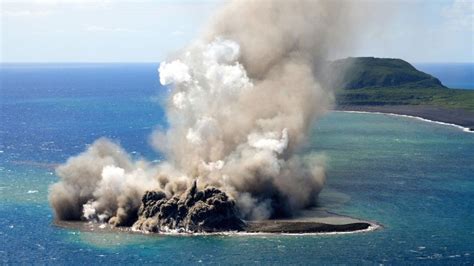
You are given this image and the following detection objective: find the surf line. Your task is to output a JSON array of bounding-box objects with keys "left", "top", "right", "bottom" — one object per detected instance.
[{"left": 335, "top": 110, "right": 473, "bottom": 134}]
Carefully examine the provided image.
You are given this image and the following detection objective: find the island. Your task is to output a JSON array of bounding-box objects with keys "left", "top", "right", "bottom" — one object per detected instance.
[
  {"left": 329, "top": 57, "right": 474, "bottom": 131},
  {"left": 55, "top": 181, "right": 376, "bottom": 235}
]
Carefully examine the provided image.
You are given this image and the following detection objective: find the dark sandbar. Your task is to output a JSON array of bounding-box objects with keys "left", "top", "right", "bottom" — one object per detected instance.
[
  {"left": 244, "top": 220, "right": 371, "bottom": 233},
  {"left": 54, "top": 209, "right": 377, "bottom": 235}
]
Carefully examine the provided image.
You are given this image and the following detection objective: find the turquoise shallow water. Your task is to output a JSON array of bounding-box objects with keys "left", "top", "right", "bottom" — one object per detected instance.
[{"left": 1, "top": 64, "right": 473, "bottom": 264}]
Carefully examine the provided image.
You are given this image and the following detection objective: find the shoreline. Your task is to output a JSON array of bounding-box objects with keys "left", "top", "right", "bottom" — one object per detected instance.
[
  {"left": 335, "top": 105, "right": 474, "bottom": 133},
  {"left": 53, "top": 210, "right": 380, "bottom": 236},
  {"left": 54, "top": 220, "right": 379, "bottom": 236}
]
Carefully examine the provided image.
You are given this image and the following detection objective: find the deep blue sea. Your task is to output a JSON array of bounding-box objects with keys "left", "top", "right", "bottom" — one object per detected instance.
[
  {"left": 1, "top": 63, "right": 473, "bottom": 264},
  {"left": 415, "top": 63, "right": 474, "bottom": 89}
]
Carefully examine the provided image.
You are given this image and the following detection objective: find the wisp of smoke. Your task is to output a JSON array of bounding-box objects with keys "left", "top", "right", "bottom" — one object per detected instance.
[{"left": 49, "top": 0, "right": 366, "bottom": 227}]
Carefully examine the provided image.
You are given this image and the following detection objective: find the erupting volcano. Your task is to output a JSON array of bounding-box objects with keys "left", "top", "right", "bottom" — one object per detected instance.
[{"left": 49, "top": 0, "right": 369, "bottom": 233}]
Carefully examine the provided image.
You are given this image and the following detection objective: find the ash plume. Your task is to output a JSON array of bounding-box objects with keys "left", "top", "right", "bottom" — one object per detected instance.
[{"left": 49, "top": 0, "right": 369, "bottom": 231}]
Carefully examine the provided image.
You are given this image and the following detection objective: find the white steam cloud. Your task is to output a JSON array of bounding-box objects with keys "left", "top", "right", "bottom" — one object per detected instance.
[{"left": 49, "top": 0, "right": 370, "bottom": 226}]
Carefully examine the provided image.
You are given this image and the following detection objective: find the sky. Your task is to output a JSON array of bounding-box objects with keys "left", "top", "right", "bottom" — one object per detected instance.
[{"left": 0, "top": 0, "right": 472, "bottom": 63}]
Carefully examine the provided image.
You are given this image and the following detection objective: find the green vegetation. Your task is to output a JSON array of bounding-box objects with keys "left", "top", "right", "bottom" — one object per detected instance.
[
  {"left": 337, "top": 87, "right": 474, "bottom": 111},
  {"left": 332, "top": 57, "right": 474, "bottom": 111},
  {"left": 331, "top": 57, "right": 446, "bottom": 90}
]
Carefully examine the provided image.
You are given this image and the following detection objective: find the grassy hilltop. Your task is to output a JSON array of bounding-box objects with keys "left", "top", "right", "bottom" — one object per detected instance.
[{"left": 332, "top": 57, "right": 474, "bottom": 112}]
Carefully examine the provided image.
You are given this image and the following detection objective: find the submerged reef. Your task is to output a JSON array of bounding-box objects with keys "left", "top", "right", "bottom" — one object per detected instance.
[{"left": 132, "top": 181, "right": 245, "bottom": 233}]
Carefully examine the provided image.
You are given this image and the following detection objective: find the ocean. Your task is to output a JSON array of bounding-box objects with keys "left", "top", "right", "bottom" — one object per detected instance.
[
  {"left": 415, "top": 63, "right": 474, "bottom": 89},
  {"left": 1, "top": 63, "right": 473, "bottom": 264}
]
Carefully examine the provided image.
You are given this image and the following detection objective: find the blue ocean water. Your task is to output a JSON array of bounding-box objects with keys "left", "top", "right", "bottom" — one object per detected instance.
[
  {"left": 415, "top": 63, "right": 474, "bottom": 89},
  {"left": 1, "top": 64, "right": 473, "bottom": 264}
]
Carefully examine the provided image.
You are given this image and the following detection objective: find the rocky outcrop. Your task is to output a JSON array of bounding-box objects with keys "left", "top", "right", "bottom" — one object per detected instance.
[{"left": 132, "top": 181, "right": 245, "bottom": 233}]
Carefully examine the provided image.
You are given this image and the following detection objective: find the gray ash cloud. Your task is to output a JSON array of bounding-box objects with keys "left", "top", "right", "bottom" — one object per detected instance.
[{"left": 49, "top": 0, "right": 374, "bottom": 232}]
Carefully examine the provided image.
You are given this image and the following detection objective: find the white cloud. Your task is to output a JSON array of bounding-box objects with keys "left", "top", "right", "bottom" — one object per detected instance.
[
  {"left": 84, "top": 25, "right": 139, "bottom": 33},
  {"left": 1, "top": 10, "right": 52, "bottom": 17},
  {"left": 171, "top": 30, "right": 185, "bottom": 36},
  {"left": 442, "top": 0, "right": 474, "bottom": 31},
  {"left": 0, "top": 0, "right": 111, "bottom": 18},
  {"left": 0, "top": 0, "right": 111, "bottom": 4}
]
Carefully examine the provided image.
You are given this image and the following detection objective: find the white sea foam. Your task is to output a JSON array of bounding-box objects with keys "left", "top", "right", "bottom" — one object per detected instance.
[
  {"left": 337, "top": 110, "right": 473, "bottom": 133},
  {"left": 125, "top": 222, "right": 380, "bottom": 237}
]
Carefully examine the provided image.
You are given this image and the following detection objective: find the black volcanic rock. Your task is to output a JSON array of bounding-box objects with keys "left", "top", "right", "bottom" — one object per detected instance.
[{"left": 133, "top": 181, "right": 245, "bottom": 232}]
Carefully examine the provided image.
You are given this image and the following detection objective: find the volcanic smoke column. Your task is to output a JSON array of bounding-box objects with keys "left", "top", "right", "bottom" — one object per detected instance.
[
  {"left": 49, "top": 0, "right": 361, "bottom": 228},
  {"left": 155, "top": 37, "right": 328, "bottom": 219},
  {"left": 152, "top": 0, "right": 356, "bottom": 219}
]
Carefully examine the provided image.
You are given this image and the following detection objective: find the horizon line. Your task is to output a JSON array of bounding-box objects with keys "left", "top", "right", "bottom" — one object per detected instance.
[{"left": 1, "top": 61, "right": 473, "bottom": 65}]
